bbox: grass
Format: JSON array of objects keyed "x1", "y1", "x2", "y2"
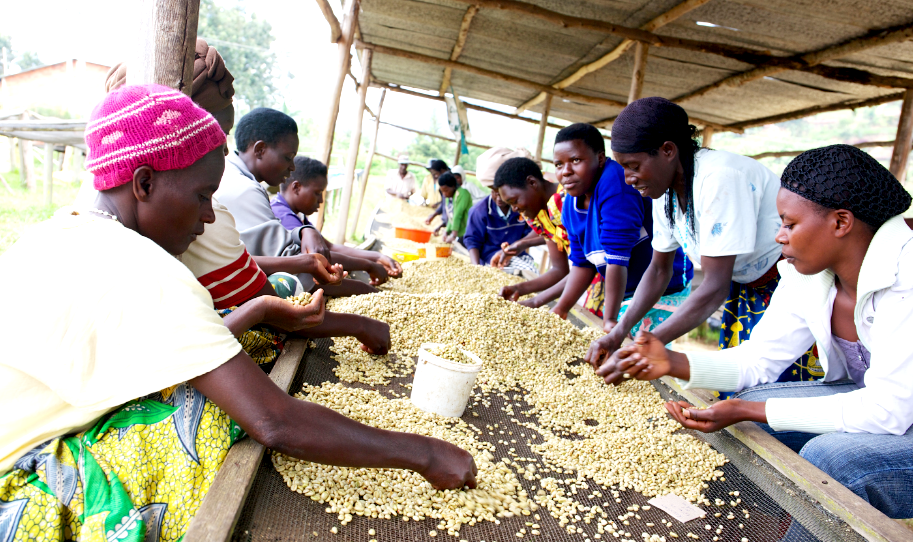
[{"x1": 0, "y1": 170, "x2": 81, "y2": 255}]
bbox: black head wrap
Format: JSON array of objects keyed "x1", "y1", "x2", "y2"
[
  {"x1": 611, "y1": 97, "x2": 701, "y2": 234},
  {"x1": 611, "y1": 97, "x2": 692, "y2": 154},
  {"x1": 781, "y1": 144, "x2": 911, "y2": 229}
]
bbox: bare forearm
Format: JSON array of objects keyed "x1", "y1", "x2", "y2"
[
  {"x1": 253, "y1": 255, "x2": 309, "y2": 276},
  {"x1": 221, "y1": 299, "x2": 266, "y2": 337},
  {"x1": 469, "y1": 248, "x2": 481, "y2": 265},
  {"x1": 602, "y1": 265, "x2": 628, "y2": 324},
  {"x1": 554, "y1": 266, "x2": 595, "y2": 314},
  {"x1": 332, "y1": 243, "x2": 381, "y2": 263},
  {"x1": 616, "y1": 264, "x2": 672, "y2": 338},
  {"x1": 331, "y1": 253, "x2": 375, "y2": 272},
  {"x1": 294, "y1": 311, "x2": 365, "y2": 338},
  {"x1": 650, "y1": 281, "x2": 730, "y2": 344},
  {"x1": 517, "y1": 267, "x2": 566, "y2": 296}
]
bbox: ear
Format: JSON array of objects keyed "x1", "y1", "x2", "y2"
[
  {"x1": 253, "y1": 140, "x2": 267, "y2": 159},
  {"x1": 132, "y1": 166, "x2": 156, "y2": 202},
  {"x1": 526, "y1": 175, "x2": 539, "y2": 188},
  {"x1": 833, "y1": 209, "x2": 855, "y2": 238},
  {"x1": 661, "y1": 141, "x2": 678, "y2": 161},
  {"x1": 597, "y1": 150, "x2": 607, "y2": 169}
]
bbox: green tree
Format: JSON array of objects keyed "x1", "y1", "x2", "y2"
[
  {"x1": 0, "y1": 34, "x2": 42, "y2": 76},
  {"x1": 197, "y1": 0, "x2": 281, "y2": 108}
]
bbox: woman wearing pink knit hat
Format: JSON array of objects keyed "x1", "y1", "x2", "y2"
[{"x1": 0, "y1": 85, "x2": 477, "y2": 542}]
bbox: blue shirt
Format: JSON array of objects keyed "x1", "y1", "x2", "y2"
[
  {"x1": 463, "y1": 195, "x2": 531, "y2": 264},
  {"x1": 563, "y1": 160, "x2": 692, "y2": 298}
]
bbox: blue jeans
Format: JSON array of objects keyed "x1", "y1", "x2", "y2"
[{"x1": 734, "y1": 381, "x2": 913, "y2": 519}]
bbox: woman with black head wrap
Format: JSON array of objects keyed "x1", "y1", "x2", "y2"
[
  {"x1": 600, "y1": 144, "x2": 913, "y2": 522},
  {"x1": 587, "y1": 97, "x2": 820, "y2": 392}
]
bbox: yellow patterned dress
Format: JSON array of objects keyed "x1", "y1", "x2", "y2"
[{"x1": 0, "y1": 317, "x2": 284, "y2": 542}]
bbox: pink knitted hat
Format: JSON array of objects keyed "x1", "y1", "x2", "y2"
[{"x1": 85, "y1": 84, "x2": 226, "y2": 190}]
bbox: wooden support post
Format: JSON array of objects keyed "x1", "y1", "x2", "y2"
[
  {"x1": 454, "y1": 142, "x2": 462, "y2": 167},
  {"x1": 627, "y1": 42, "x2": 649, "y2": 104},
  {"x1": 314, "y1": 0, "x2": 342, "y2": 43},
  {"x1": 43, "y1": 142, "x2": 54, "y2": 206},
  {"x1": 352, "y1": 89, "x2": 385, "y2": 237},
  {"x1": 702, "y1": 126, "x2": 715, "y2": 148},
  {"x1": 889, "y1": 88, "x2": 913, "y2": 182},
  {"x1": 316, "y1": 0, "x2": 359, "y2": 231},
  {"x1": 19, "y1": 139, "x2": 34, "y2": 189},
  {"x1": 129, "y1": 0, "x2": 200, "y2": 94},
  {"x1": 534, "y1": 94, "x2": 553, "y2": 162},
  {"x1": 6, "y1": 136, "x2": 14, "y2": 173},
  {"x1": 438, "y1": 5, "x2": 479, "y2": 95},
  {"x1": 334, "y1": 49, "x2": 372, "y2": 244}
]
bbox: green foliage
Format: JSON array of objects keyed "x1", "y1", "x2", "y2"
[
  {"x1": 198, "y1": 0, "x2": 281, "y2": 109},
  {"x1": 0, "y1": 34, "x2": 43, "y2": 76}
]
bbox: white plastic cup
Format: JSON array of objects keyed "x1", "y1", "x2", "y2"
[{"x1": 411, "y1": 343, "x2": 483, "y2": 418}]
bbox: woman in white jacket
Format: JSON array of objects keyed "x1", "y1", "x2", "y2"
[{"x1": 599, "y1": 144, "x2": 913, "y2": 519}]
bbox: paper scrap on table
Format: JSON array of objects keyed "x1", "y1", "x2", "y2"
[{"x1": 648, "y1": 494, "x2": 706, "y2": 523}]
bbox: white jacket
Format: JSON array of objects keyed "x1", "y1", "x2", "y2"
[{"x1": 683, "y1": 215, "x2": 913, "y2": 435}]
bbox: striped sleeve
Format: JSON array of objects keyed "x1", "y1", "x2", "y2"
[{"x1": 196, "y1": 249, "x2": 268, "y2": 309}]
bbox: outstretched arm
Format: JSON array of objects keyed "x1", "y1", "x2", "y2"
[{"x1": 191, "y1": 351, "x2": 477, "y2": 489}]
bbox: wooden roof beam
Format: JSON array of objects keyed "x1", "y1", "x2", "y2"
[
  {"x1": 749, "y1": 140, "x2": 897, "y2": 160},
  {"x1": 726, "y1": 92, "x2": 906, "y2": 131},
  {"x1": 358, "y1": 40, "x2": 628, "y2": 108},
  {"x1": 371, "y1": 81, "x2": 618, "y2": 140},
  {"x1": 314, "y1": 0, "x2": 342, "y2": 43},
  {"x1": 675, "y1": 22, "x2": 913, "y2": 103},
  {"x1": 439, "y1": 5, "x2": 479, "y2": 95},
  {"x1": 516, "y1": 0, "x2": 712, "y2": 112}
]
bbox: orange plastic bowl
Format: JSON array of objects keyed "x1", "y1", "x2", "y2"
[{"x1": 394, "y1": 226, "x2": 433, "y2": 243}]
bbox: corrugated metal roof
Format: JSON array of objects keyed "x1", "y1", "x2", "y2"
[{"x1": 358, "y1": 0, "x2": 913, "y2": 129}]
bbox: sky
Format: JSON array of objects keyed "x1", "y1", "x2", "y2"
[{"x1": 0, "y1": 0, "x2": 551, "y2": 164}]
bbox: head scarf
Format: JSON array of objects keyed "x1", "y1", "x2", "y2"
[
  {"x1": 476, "y1": 147, "x2": 533, "y2": 188},
  {"x1": 781, "y1": 144, "x2": 911, "y2": 229},
  {"x1": 611, "y1": 97, "x2": 691, "y2": 154},
  {"x1": 85, "y1": 84, "x2": 226, "y2": 190},
  {"x1": 103, "y1": 39, "x2": 234, "y2": 113}
]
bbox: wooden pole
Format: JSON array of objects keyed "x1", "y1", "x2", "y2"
[
  {"x1": 749, "y1": 140, "x2": 897, "y2": 160},
  {"x1": 535, "y1": 94, "x2": 553, "y2": 162},
  {"x1": 19, "y1": 140, "x2": 34, "y2": 189},
  {"x1": 438, "y1": 5, "x2": 479, "y2": 95},
  {"x1": 359, "y1": 41, "x2": 628, "y2": 109},
  {"x1": 728, "y1": 92, "x2": 905, "y2": 131},
  {"x1": 334, "y1": 49, "x2": 372, "y2": 244},
  {"x1": 701, "y1": 126, "x2": 715, "y2": 148},
  {"x1": 627, "y1": 42, "x2": 649, "y2": 104},
  {"x1": 314, "y1": 0, "x2": 342, "y2": 43},
  {"x1": 352, "y1": 89, "x2": 385, "y2": 237},
  {"x1": 17, "y1": 138, "x2": 26, "y2": 186},
  {"x1": 129, "y1": 0, "x2": 200, "y2": 94},
  {"x1": 373, "y1": 81, "x2": 576, "y2": 132},
  {"x1": 43, "y1": 142, "x2": 54, "y2": 206},
  {"x1": 454, "y1": 143, "x2": 462, "y2": 167},
  {"x1": 379, "y1": 120, "x2": 493, "y2": 150},
  {"x1": 315, "y1": 0, "x2": 359, "y2": 231},
  {"x1": 516, "y1": 0, "x2": 711, "y2": 113},
  {"x1": 889, "y1": 88, "x2": 913, "y2": 182}
]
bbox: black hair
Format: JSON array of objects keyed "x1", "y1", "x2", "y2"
[
  {"x1": 493, "y1": 157, "x2": 544, "y2": 190},
  {"x1": 282, "y1": 155, "x2": 328, "y2": 190},
  {"x1": 554, "y1": 123, "x2": 605, "y2": 155},
  {"x1": 437, "y1": 172, "x2": 457, "y2": 188},
  {"x1": 234, "y1": 107, "x2": 298, "y2": 152},
  {"x1": 651, "y1": 127, "x2": 700, "y2": 235},
  {"x1": 429, "y1": 159, "x2": 449, "y2": 173}
]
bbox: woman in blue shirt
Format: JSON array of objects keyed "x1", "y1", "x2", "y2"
[{"x1": 551, "y1": 123, "x2": 692, "y2": 346}]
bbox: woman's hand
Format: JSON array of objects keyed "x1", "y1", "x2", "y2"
[
  {"x1": 356, "y1": 317, "x2": 391, "y2": 355},
  {"x1": 378, "y1": 254, "x2": 402, "y2": 278},
  {"x1": 595, "y1": 331, "x2": 672, "y2": 384},
  {"x1": 300, "y1": 253, "x2": 347, "y2": 285},
  {"x1": 425, "y1": 215, "x2": 434, "y2": 226},
  {"x1": 664, "y1": 399, "x2": 761, "y2": 433},
  {"x1": 366, "y1": 262, "x2": 390, "y2": 286},
  {"x1": 259, "y1": 290, "x2": 326, "y2": 331},
  {"x1": 300, "y1": 228, "x2": 332, "y2": 262},
  {"x1": 501, "y1": 241, "x2": 521, "y2": 256},
  {"x1": 499, "y1": 284, "x2": 521, "y2": 302},
  {"x1": 490, "y1": 250, "x2": 513, "y2": 269},
  {"x1": 418, "y1": 439, "x2": 478, "y2": 490},
  {"x1": 583, "y1": 328, "x2": 628, "y2": 370},
  {"x1": 551, "y1": 305, "x2": 569, "y2": 320}
]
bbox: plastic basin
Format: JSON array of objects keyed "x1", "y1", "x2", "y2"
[{"x1": 395, "y1": 226, "x2": 433, "y2": 243}]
